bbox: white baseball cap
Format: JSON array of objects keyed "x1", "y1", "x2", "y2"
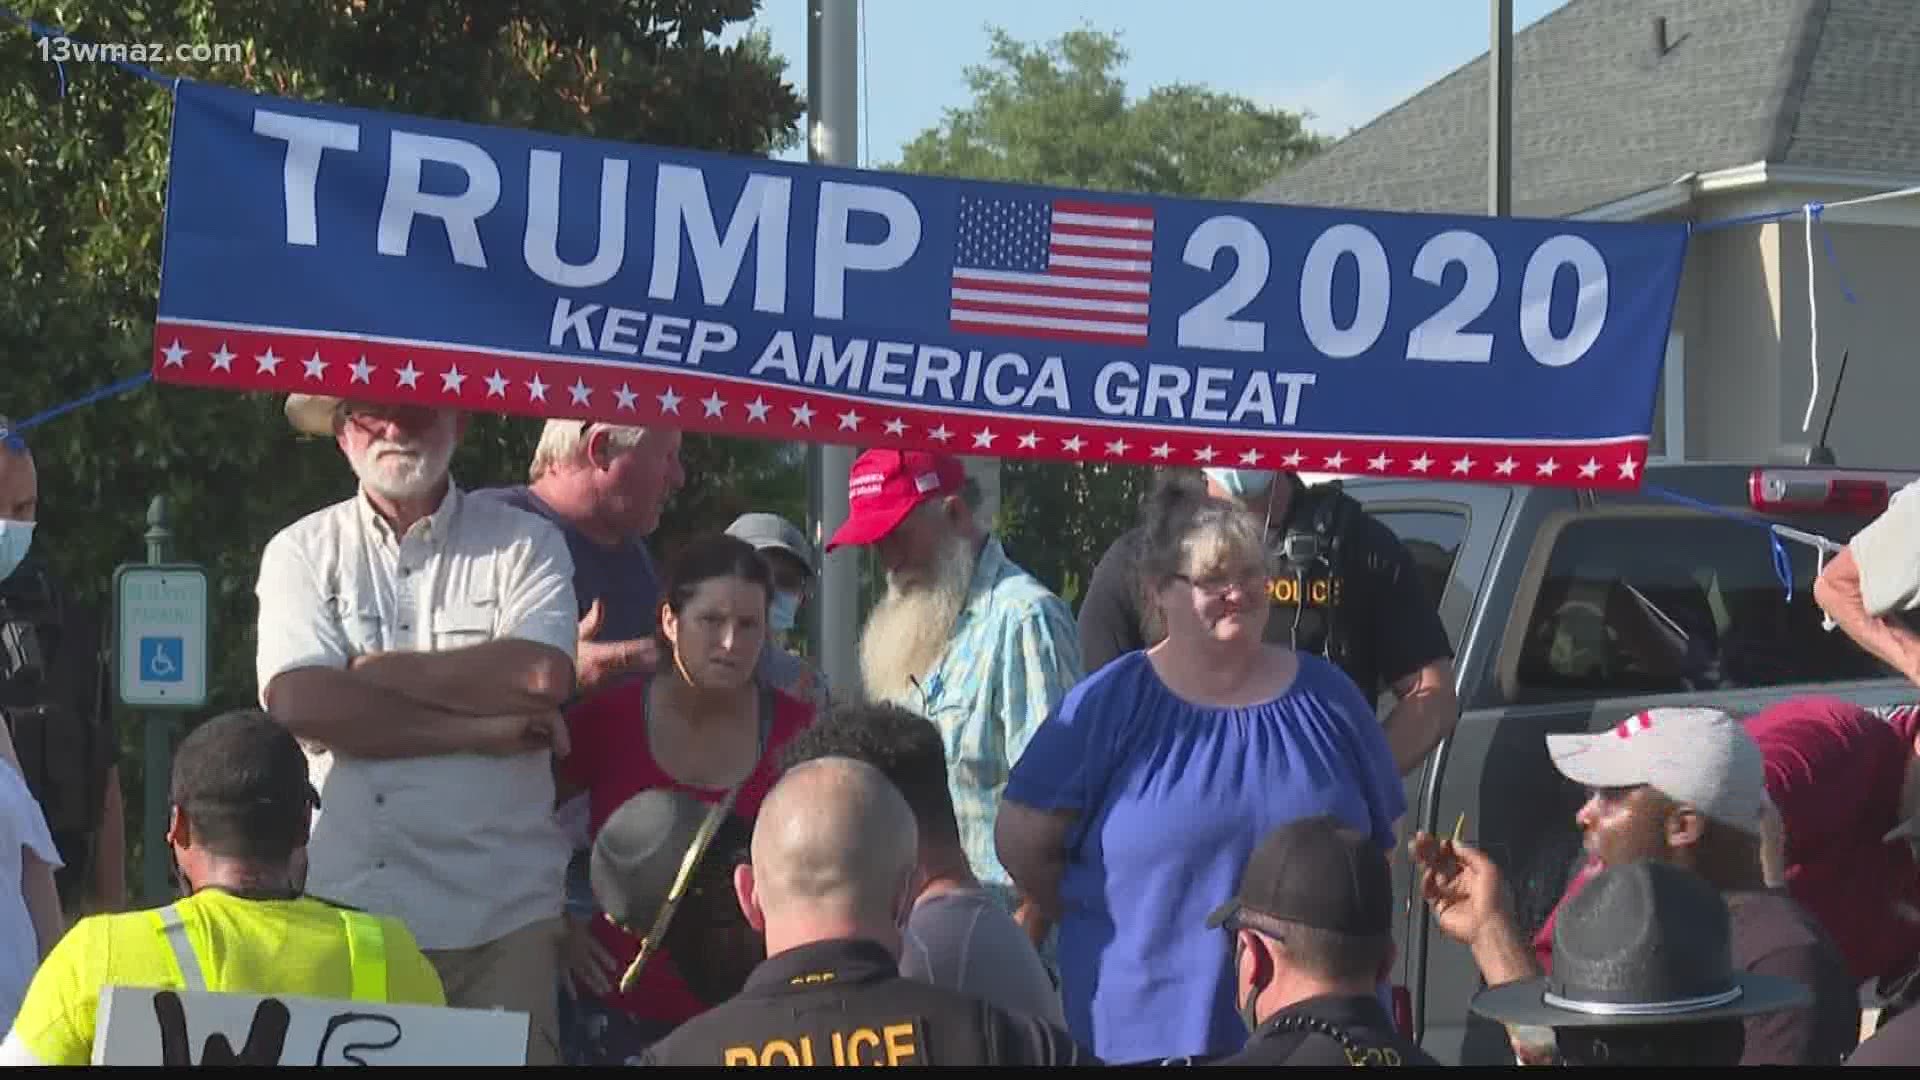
[{"x1": 1546, "y1": 707, "x2": 1772, "y2": 836}]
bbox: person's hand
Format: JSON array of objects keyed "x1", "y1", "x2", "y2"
[
  {"x1": 1509, "y1": 1026, "x2": 1558, "y2": 1066},
  {"x1": 1409, "y1": 831, "x2": 1514, "y2": 949},
  {"x1": 1013, "y1": 897, "x2": 1053, "y2": 950},
  {"x1": 472, "y1": 710, "x2": 571, "y2": 758},
  {"x1": 562, "y1": 914, "x2": 621, "y2": 999},
  {"x1": 575, "y1": 600, "x2": 659, "y2": 693}
]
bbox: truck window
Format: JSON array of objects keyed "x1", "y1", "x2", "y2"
[
  {"x1": 1371, "y1": 510, "x2": 1468, "y2": 611},
  {"x1": 1514, "y1": 515, "x2": 1896, "y2": 701}
]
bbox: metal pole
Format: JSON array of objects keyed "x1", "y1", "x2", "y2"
[
  {"x1": 1489, "y1": 0, "x2": 1513, "y2": 216},
  {"x1": 140, "y1": 496, "x2": 173, "y2": 901},
  {"x1": 808, "y1": 0, "x2": 863, "y2": 702}
]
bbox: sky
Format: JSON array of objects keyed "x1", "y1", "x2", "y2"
[{"x1": 721, "y1": 0, "x2": 1568, "y2": 167}]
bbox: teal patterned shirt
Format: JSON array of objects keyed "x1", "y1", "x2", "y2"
[{"x1": 897, "y1": 537, "x2": 1084, "y2": 898}]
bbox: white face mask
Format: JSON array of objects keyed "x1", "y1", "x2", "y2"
[
  {"x1": 0, "y1": 521, "x2": 32, "y2": 582},
  {"x1": 769, "y1": 591, "x2": 801, "y2": 635}
]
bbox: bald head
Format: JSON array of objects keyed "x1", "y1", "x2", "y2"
[{"x1": 749, "y1": 756, "x2": 919, "y2": 930}]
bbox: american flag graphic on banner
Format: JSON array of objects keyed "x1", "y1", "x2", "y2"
[{"x1": 949, "y1": 194, "x2": 1154, "y2": 346}]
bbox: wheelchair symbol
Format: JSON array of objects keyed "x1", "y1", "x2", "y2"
[{"x1": 140, "y1": 637, "x2": 185, "y2": 683}]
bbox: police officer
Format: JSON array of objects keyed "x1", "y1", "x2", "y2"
[
  {"x1": 639, "y1": 757, "x2": 1097, "y2": 1066},
  {"x1": 1077, "y1": 468, "x2": 1457, "y2": 774},
  {"x1": 0, "y1": 423, "x2": 123, "y2": 916},
  {"x1": 1204, "y1": 815, "x2": 1440, "y2": 1067}
]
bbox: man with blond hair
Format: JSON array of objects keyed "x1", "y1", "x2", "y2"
[
  {"x1": 476, "y1": 419, "x2": 684, "y2": 694},
  {"x1": 473, "y1": 417, "x2": 682, "y2": 1064}
]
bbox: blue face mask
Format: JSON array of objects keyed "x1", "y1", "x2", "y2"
[
  {"x1": 769, "y1": 591, "x2": 801, "y2": 635},
  {"x1": 0, "y1": 521, "x2": 32, "y2": 582},
  {"x1": 1202, "y1": 468, "x2": 1274, "y2": 499}
]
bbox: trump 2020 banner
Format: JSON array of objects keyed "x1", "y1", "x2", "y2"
[{"x1": 151, "y1": 81, "x2": 1688, "y2": 490}]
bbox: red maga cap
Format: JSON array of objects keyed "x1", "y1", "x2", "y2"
[{"x1": 824, "y1": 448, "x2": 966, "y2": 552}]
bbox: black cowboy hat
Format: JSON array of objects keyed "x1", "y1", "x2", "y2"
[{"x1": 1471, "y1": 861, "x2": 1810, "y2": 1029}]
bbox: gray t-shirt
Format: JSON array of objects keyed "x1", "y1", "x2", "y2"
[{"x1": 901, "y1": 887, "x2": 1066, "y2": 1028}]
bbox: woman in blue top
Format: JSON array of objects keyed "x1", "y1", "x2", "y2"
[{"x1": 996, "y1": 481, "x2": 1405, "y2": 1064}]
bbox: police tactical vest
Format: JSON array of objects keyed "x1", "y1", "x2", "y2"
[
  {"x1": 1266, "y1": 481, "x2": 1360, "y2": 668},
  {"x1": 0, "y1": 562, "x2": 110, "y2": 840}
]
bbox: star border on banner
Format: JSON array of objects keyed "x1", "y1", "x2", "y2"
[{"x1": 147, "y1": 324, "x2": 1653, "y2": 494}]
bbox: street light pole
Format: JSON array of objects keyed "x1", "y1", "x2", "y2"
[
  {"x1": 805, "y1": 0, "x2": 862, "y2": 701},
  {"x1": 1489, "y1": 0, "x2": 1513, "y2": 216}
]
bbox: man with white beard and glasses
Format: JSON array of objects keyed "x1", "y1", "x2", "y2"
[
  {"x1": 254, "y1": 394, "x2": 580, "y2": 1066},
  {"x1": 826, "y1": 449, "x2": 1081, "y2": 933}
]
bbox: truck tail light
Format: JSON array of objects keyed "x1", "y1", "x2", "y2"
[{"x1": 1748, "y1": 469, "x2": 1902, "y2": 514}]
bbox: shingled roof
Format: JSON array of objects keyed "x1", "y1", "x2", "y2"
[{"x1": 1250, "y1": 0, "x2": 1920, "y2": 218}]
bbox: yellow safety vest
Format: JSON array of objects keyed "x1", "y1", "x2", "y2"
[{"x1": 149, "y1": 902, "x2": 390, "y2": 1003}]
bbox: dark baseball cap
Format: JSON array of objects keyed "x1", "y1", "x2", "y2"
[
  {"x1": 1205, "y1": 815, "x2": 1391, "y2": 936},
  {"x1": 170, "y1": 708, "x2": 319, "y2": 816}
]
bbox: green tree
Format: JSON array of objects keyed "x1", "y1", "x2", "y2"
[
  {"x1": 0, "y1": 0, "x2": 804, "y2": 898},
  {"x1": 892, "y1": 24, "x2": 1328, "y2": 603}
]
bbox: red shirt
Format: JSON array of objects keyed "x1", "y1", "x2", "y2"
[
  {"x1": 1746, "y1": 696, "x2": 1920, "y2": 985},
  {"x1": 560, "y1": 675, "x2": 815, "y2": 1024},
  {"x1": 1533, "y1": 859, "x2": 1601, "y2": 972},
  {"x1": 1533, "y1": 697, "x2": 1920, "y2": 985}
]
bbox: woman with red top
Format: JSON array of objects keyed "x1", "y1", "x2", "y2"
[{"x1": 556, "y1": 533, "x2": 815, "y2": 1065}]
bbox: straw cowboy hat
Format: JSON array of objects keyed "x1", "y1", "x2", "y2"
[{"x1": 283, "y1": 394, "x2": 343, "y2": 438}]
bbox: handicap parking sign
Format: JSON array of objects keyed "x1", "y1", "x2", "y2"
[
  {"x1": 115, "y1": 566, "x2": 208, "y2": 709},
  {"x1": 140, "y1": 637, "x2": 184, "y2": 683}
]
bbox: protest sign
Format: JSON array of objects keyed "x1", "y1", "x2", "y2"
[
  {"x1": 151, "y1": 81, "x2": 1688, "y2": 489},
  {"x1": 93, "y1": 985, "x2": 528, "y2": 1066}
]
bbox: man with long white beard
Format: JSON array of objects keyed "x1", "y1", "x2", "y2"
[
  {"x1": 253, "y1": 394, "x2": 581, "y2": 1066},
  {"x1": 827, "y1": 449, "x2": 1081, "y2": 931}
]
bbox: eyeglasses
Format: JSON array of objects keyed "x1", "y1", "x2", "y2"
[
  {"x1": 337, "y1": 402, "x2": 441, "y2": 432},
  {"x1": 1173, "y1": 570, "x2": 1270, "y2": 597}
]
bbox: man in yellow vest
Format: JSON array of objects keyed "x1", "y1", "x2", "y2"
[{"x1": 0, "y1": 708, "x2": 445, "y2": 1066}]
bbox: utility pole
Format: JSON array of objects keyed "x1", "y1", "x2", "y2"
[
  {"x1": 805, "y1": 0, "x2": 862, "y2": 701},
  {"x1": 1489, "y1": 0, "x2": 1513, "y2": 216}
]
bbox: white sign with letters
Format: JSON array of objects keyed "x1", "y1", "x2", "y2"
[
  {"x1": 113, "y1": 565, "x2": 209, "y2": 709},
  {"x1": 93, "y1": 986, "x2": 528, "y2": 1066}
]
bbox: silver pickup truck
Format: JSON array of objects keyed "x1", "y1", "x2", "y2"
[{"x1": 1341, "y1": 460, "x2": 1920, "y2": 1065}]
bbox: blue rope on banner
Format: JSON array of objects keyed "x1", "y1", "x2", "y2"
[
  {"x1": 0, "y1": 372, "x2": 154, "y2": 452},
  {"x1": 1815, "y1": 208, "x2": 1861, "y2": 305},
  {"x1": 0, "y1": 5, "x2": 181, "y2": 97},
  {"x1": 1691, "y1": 203, "x2": 1819, "y2": 236},
  {"x1": 1638, "y1": 483, "x2": 1799, "y2": 601}
]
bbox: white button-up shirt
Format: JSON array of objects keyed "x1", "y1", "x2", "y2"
[{"x1": 254, "y1": 482, "x2": 579, "y2": 951}]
